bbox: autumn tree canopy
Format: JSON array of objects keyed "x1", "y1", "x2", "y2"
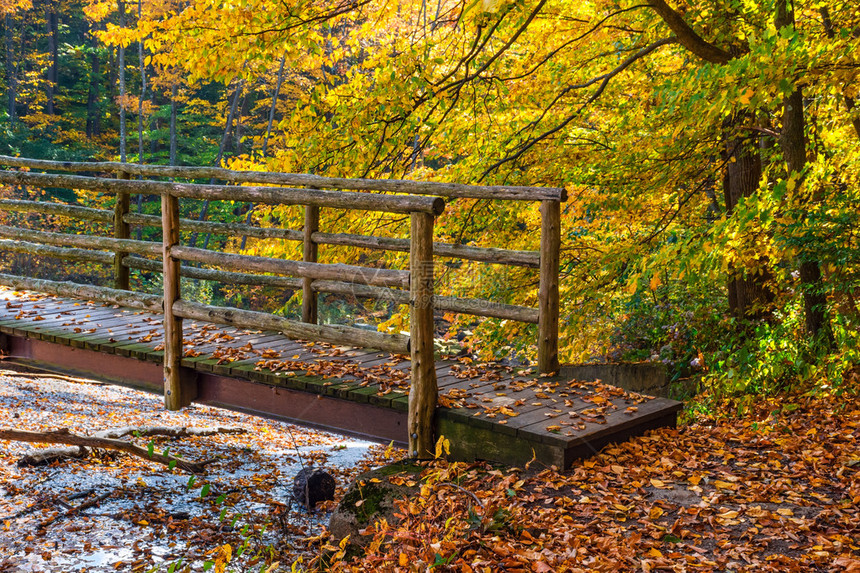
[{"x1": 1, "y1": 0, "x2": 858, "y2": 395}]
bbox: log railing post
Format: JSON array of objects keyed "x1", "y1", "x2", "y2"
[
  {"x1": 113, "y1": 172, "x2": 131, "y2": 290},
  {"x1": 302, "y1": 204, "x2": 319, "y2": 324},
  {"x1": 162, "y1": 191, "x2": 191, "y2": 409},
  {"x1": 538, "y1": 199, "x2": 561, "y2": 374},
  {"x1": 408, "y1": 210, "x2": 437, "y2": 458}
]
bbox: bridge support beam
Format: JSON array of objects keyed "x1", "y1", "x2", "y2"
[
  {"x1": 408, "y1": 211, "x2": 437, "y2": 458},
  {"x1": 302, "y1": 205, "x2": 319, "y2": 324},
  {"x1": 113, "y1": 172, "x2": 131, "y2": 290},
  {"x1": 162, "y1": 192, "x2": 192, "y2": 409},
  {"x1": 538, "y1": 200, "x2": 561, "y2": 374}
]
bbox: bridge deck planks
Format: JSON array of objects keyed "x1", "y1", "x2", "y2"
[{"x1": 0, "y1": 288, "x2": 683, "y2": 468}]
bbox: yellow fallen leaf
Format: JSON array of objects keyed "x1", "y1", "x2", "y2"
[
  {"x1": 650, "y1": 478, "x2": 665, "y2": 488},
  {"x1": 714, "y1": 480, "x2": 736, "y2": 490},
  {"x1": 776, "y1": 508, "x2": 793, "y2": 516}
]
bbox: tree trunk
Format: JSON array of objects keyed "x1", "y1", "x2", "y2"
[
  {"x1": 4, "y1": 14, "x2": 16, "y2": 124},
  {"x1": 262, "y1": 54, "x2": 286, "y2": 157},
  {"x1": 234, "y1": 92, "x2": 247, "y2": 155},
  {"x1": 118, "y1": 0, "x2": 127, "y2": 162},
  {"x1": 108, "y1": 46, "x2": 116, "y2": 106},
  {"x1": 777, "y1": 0, "x2": 833, "y2": 345},
  {"x1": 819, "y1": 7, "x2": 860, "y2": 140},
  {"x1": 45, "y1": 3, "x2": 58, "y2": 115},
  {"x1": 136, "y1": 0, "x2": 145, "y2": 165},
  {"x1": 722, "y1": 124, "x2": 773, "y2": 319},
  {"x1": 189, "y1": 79, "x2": 243, "y2": 248},
  {"x1": 86, "y1": 35, "x2": 101, "y2": 138},
  {"x1": 169, "y1": 83, "x2": 178, "y2": 165}
]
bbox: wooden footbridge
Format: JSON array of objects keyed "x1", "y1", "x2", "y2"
[{"x1": 0, "y1": 157, "x2": 681, "y2": 468}]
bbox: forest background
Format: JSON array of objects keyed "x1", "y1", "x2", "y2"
[{"x1": 0, "y1": 0, "x2": 858, "y2": 407}]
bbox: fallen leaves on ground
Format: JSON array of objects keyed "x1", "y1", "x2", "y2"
[
  {"x1": 322, "y1": 389, "x2": 860, "y2": 572},
  {"x1": 0, "y1": 365, "x2": 395, "y2": 572}
]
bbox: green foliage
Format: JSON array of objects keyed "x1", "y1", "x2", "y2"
[{"x1": 2, "y1": 0, "x2": 859, "y2": 406}]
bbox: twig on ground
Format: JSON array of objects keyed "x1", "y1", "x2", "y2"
[
  {"x1": 437, "y1": 482, "x2": 485, "y2": 509},
  {"x1": 38, "y1": 490, "x2": 114, "y2": 530},
  {"x1": 0, "y1": 488, "x2": 96, "y2": 521}
]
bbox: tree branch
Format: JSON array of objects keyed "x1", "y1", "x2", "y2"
[
  {"x1": 0, "y1": 427, "x2": 219, "y2": 473},
  {"x1": 647, "y1": 0, "x2": 731, "y2": 63},
  {"x1": 481, "y1": 37, "x2": 677, "y2": 179}
]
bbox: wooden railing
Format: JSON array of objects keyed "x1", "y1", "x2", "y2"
[{"x1": 0, "y1": 156, "x2": 565, "y2": 457}]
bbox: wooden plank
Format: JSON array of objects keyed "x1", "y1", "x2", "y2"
[
  {"x1": 40, "y1": 312, "x2": 139, "y2": 351},
  {"x1": 24, "y1": 307, "x2": 121, "y2": 344},
  {"x1": 518, "y1": 396, "x2": 681, "y2": 447},
  {"x1": 96, "y1": 318, "x2": 159, "y2": 353},
  {"x1": 0, "y1": 303, "x2": 78, "y2": 334}
]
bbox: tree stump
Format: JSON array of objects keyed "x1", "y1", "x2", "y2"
[{"x1": 292, "y1": 467, "x2": 335, "y2": 510}]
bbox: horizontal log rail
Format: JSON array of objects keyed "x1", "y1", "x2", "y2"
[
  {"x1": 0, "y1": 239, "x2": 115, "y2": 265},
  {"x1": 312, "y1": 231, "x2": 539, "y2": 268},
  {"x1": 309, "y1": 280, "x2": 539, "y2": 323},
  {"x1": 172, "y1": 300, "x2": 409, "y2": 355},
  {"x1": 0, "y1": 170, "x2": 445, "y2": 215},
  {"x1": 0, "y1": 199, "x2": 113, "y2": 223},
  {"x1": 123, "y1": 256, "x2": 304, "y2": 289},
  {"x1": 0, "y1": 225, "x2": 161, "y2": 256},
  {"x1": 170, "y1": 245, "x2": 410, "y2": 289},
  {"x1": 0, "y1": 155, "x2": 566, "y2": 202},
  {"x1": 0, "y1": 199, "x2": 537, "y2": 268},
  {"x1": 0, "y1": 273, "x2": 162, "y2": 312},
  {"x1": 0, "y1": 242, "x2": 536, "y2": 322},
  {"x1": 0, "y1": 200, "x2": 302, "y2": 240},
  {"x1": 124, "y1": 213, "x2": 303, "y2": 241}
]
